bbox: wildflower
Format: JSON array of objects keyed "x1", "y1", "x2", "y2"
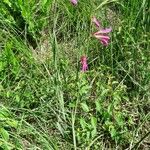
[
  {"x1": 93, "y1": 28, "x2": 112, "y2": 46},
  {"x1": 80, "y1": 56, "x2": 88, "y2": 72},
  {"x1": 92, "y1": 16, "x2": 112, "y2": 46},
  {"x1": 91, "y1": 16, "x2": 100, "y2": 28},
  {"x1": 70, "y1": 0, "x2": 78, "y2": 5}
]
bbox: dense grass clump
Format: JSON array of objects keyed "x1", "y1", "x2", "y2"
[{"x1": 0, "y1": 0, "x2": 149, "y2": 149}]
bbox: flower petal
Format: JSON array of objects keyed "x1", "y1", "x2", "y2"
[
  {"x1": 81, "y1": 56, "x2": 88, "y2": 72},
  {"x1": 94, "y1": 27, "x2": 112, "y2": 34},
  {"x1": 91, "y1": 16, "x2": 101, "y2": 28},
  {"x1": 82, "y1": 64, "x2": 88, "y2": 72},
  {"x1": 70, "y1": 0, "x2": 78, "y2": 5},
  {"x1": 94, "y1": 34, "x2": 110, "y2": 40},
  {"x1": 101, "y1": 38, "x2": 109, "y2": 46}
]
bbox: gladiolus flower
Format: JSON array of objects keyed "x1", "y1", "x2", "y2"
[
  {"x1": 80, "y1": 56, "x2": 88, "y2": 72},
  {"x1": 91, "y1": 16, "x2": 100, "y2": 28},
  {"x1": 92, "y1": 16, "x2": 112, "y2": 46},
  {"x1": 93, "y1": 28, "x2": 112, "y2": 46},
  {"x1": 70, "y1": 0, "x2": 78, "y2": 5}
]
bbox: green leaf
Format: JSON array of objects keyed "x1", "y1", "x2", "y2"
[
  {"x1": 6, "y1": 120, "x2": 18, "y2": 128},
  {"x1": 91, "y1": 128, "x2": 97, "y2": 138},
  {"x1": 0, "y1": 109, "x2": 9, "y2": 118},
  {"x1": 95, "y1": 100, "x2": 102, "y2": 112},
  {"x1": 91, "y1": 116, "x2": 97, "y2": 128},
  {"x1": 69, "y1": 102, "x2": 76, "y2": 108},
  {"x1": 109, "y1": 126, "x2": 117, "y2": 139},
  {"x1": 0, "y1": 139, "x2": 3, "y2": 146},
  {"x1": 0, "y1": 128, "x2": 9, "y2": 141},
  {"x1": 103, "y1": 111, "x2": 111, "y2": 120},
  {"x1": 15, "y1": 95, "x2": 20, "y2": 103},
  {"x1": 3, "y1": 0, "x2": 11, "y2": 7},
  {"x1": 80, "y1": 118, "x2": 86, "y2": 129},
  {"x1": 101, "y1": 88, "x2": 109, "y2": 97},
  {"x1": 81, "y1": 102, "x2": 89, "y2": 112},
  {"x1": 91, "y1": 116, "x2": 97, "y2": 138},
  {"x1": 115, "y1": 113, "x2": 124, "y2": 127},
  {"x1": 41, "y1": 0, "x2": 48, "y2": 7},
  {"x1": 86, "y1": 131, "x2": 90, "y2": 141},
  {"x1": 107, "y1": 104, "x2": 113, "y2": 115},
  {"x1": 56, "y1": 122, "x2": 64, "y2": 136}
]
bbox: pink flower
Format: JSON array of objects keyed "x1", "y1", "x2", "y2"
[
  {"x1": 93, "y1": 28, "x2": 112, "y2": 46},
  {"x1": 92, "y1": 16, "x2": 112, "y2": 46},
  {"x1": 91, "y1": 16, "x2": 101, "y2": 28},
  {"x1": 80, "y1": 56, "x2": 88, "y2": 72},
  {"x1": 70, "y1": 0, "x2": 78, "y2": 5}
]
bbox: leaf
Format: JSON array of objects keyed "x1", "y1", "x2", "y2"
[
  {"x1": 91, "y1": 128, "x2": 97, "y2": 138},
  {"x1": 101, "y1": 88, "x2": 109, "y2": 97},
  {"x1": 81, "y1": 102, "x2": 89, "y2": 112},
  {"x1": 95, "y1": 100, "x2": 102, "y2": 112},
  {"x1": 79, "y1": 85, "x2": 90, "y2": 95},
  {"x1": 112, "y1": 81, "x2": 119, "y2": 85},
  {"x1": 0, "y1": 128, "x2": 9, "y2": 141},
  {"x1": 0, "y1": 139, "x2": 3, "y2": 146},
  {"x1": 86, "y1": 131, "x2": 90, "y2": 141},
  {"x1": 109, "y1": 126, "x2": 117, "y2": 139},
  {"x1": 91, "y1": 116, "x2": 97, "y2": 138},
  {"x1": 3, "y1": 0, "x2": 11, "y2": 7},
  {"x1": 41, "y1": 0, "x2": 52, "y2": 11},
  {"x1": 56, "y1": 122, "x2": 64, "y2": 136},
  {"x1": 91, "y1": 116, "x2": 97, "y2": 128},
  {"x1": 69, "y1": 102, "x2": 76, "y2": 108},
  {"x1": 103, "y1": 111, "x2": 111, "y2": 120},
  {"x1": 115, "y1": 113, "x2": 124, "y2": 127},
  {"x1": 0, "y1": 61, "x2": 3, "y2": 72},
  {"x1": 0, "y1": 109, "x2": 9, "y2": 118},
  {"x1": 80, "y1": 118, "x2": 86, "y2": 129},
  {"x1": 41, "y1": 0, "x2": 48, "y2": 7},
  {"x1": 0, "y1": 113, "x2": 5, "y2": 119},
  {"x1": 15, "y1": 95, "x2": 20, "y2": 103},
  {"x1": 6, "y1": 91, "x2": 10, "y2": 98},
  {"x1": 107, "y1": 104, "x2": 113, "y2": 115},
  {"x1": 6, "y1": 120, "x2": 18, "y2": 128}
]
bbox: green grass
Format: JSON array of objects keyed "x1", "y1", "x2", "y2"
[{"x1": 0, "y1": 0, "x2": 150, "y2": 149}]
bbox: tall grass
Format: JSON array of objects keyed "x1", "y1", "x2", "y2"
[{"x1": 0, "y1": 0, "x2": 149, "y2": 149}]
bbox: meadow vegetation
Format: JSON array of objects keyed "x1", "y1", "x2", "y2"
[{"x1": 0, "y1": 0, "x2": 149, "y2": 149}]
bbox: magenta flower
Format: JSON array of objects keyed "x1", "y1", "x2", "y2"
[
  {"x1": 91, "y1": 16, "x2": 101, "y2": 28},
  {"x1": 92, "y1": 16, "x2": 112, "y2": 46},
  {"x1": 93, "y1": 28, "x2": 112, "y2": 46},
  {"x1": 70, "y1": 0, "x2": 78, "y2": 5},
  {"x1": 80, "y1": 56, "x2": 88, "y2": 72}
]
